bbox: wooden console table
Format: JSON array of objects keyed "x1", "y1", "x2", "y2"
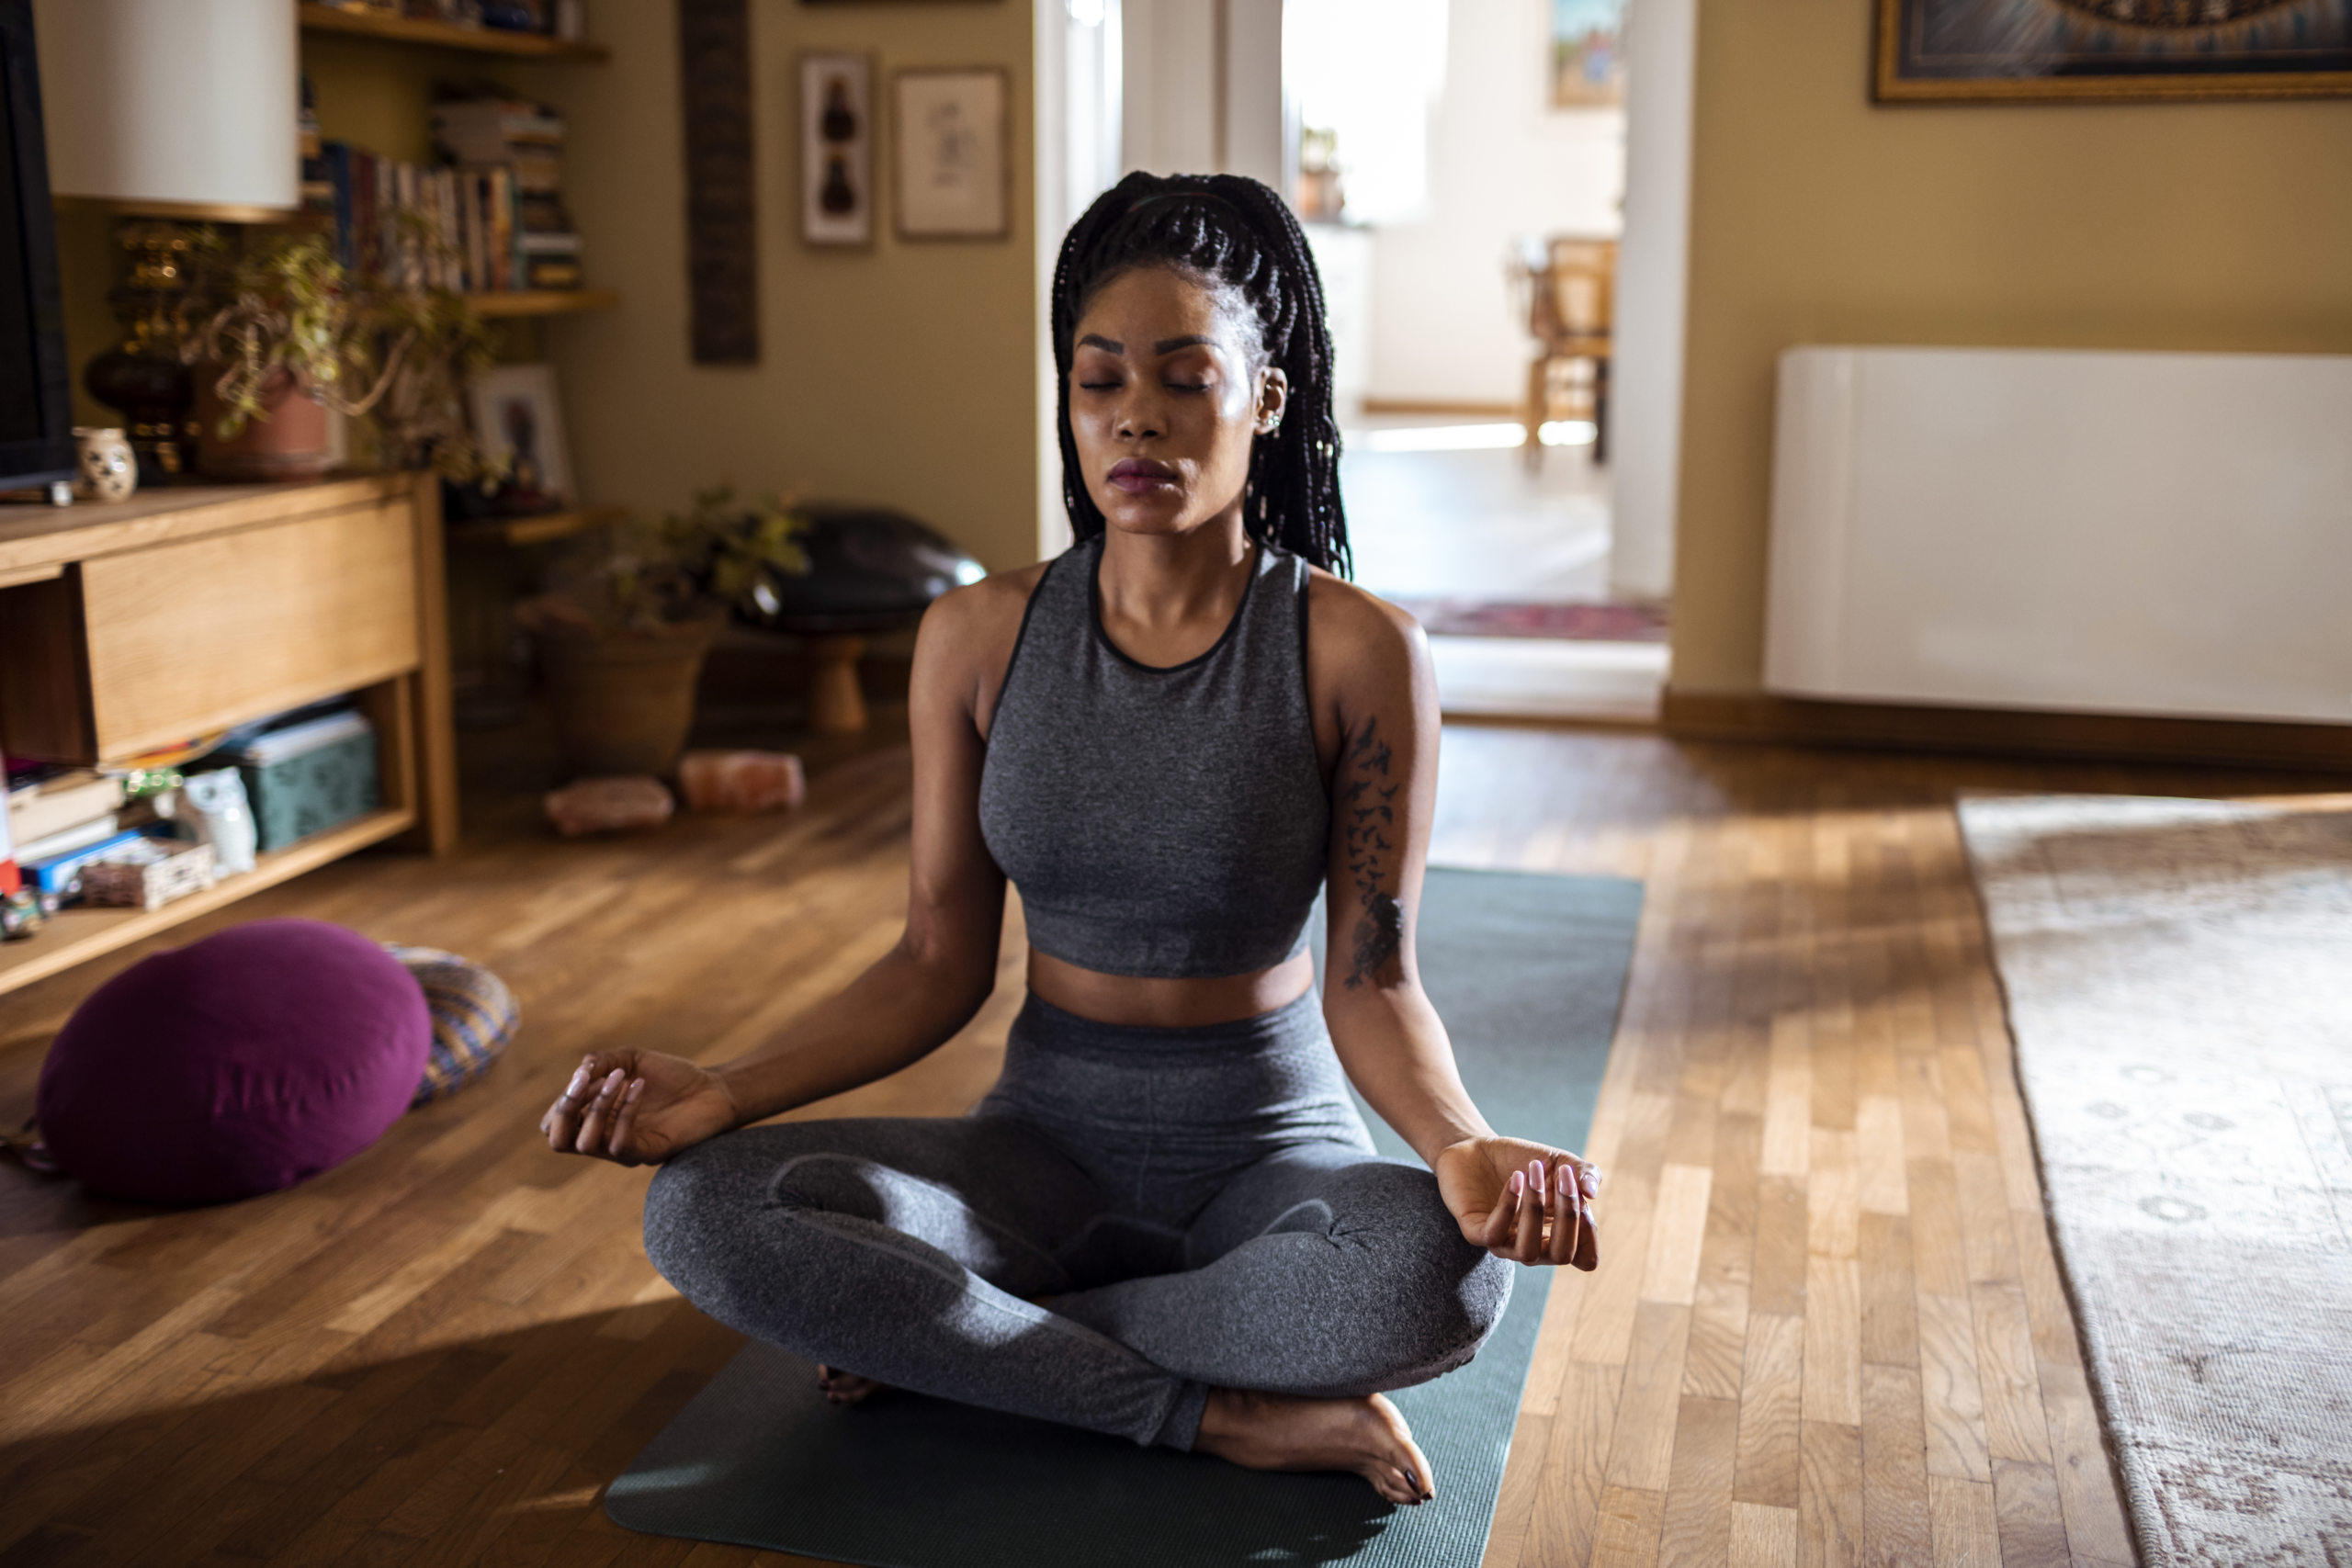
[{"x1": 0, "y1": 473, "x2": 457, "y2": 996}]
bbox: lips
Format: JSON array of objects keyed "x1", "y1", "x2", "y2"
[{"x1": 1108, "y1": 458, "x2": 1180, "y2": 495}]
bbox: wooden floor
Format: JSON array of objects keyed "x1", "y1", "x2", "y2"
[{"x1": 4, "y1": 714, "x2": 2330, "y2": 1566}]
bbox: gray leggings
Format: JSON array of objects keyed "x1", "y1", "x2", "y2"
[{"x1": 643, "y1": 991, "x2": 1512, "y2": 1450}]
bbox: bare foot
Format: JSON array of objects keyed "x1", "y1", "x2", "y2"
[
  {"x1": 816, "y1": 1364, "x2": 888, "y2": 1405},
  {"x1": 1193, "y1": 1388, "x2": 1436, "y2": 1506}
]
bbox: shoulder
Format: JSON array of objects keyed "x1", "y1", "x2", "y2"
[
  {"x1": 1304, "y1": 567, "x2": 1430, "y2": 682},
  {"x1": 915, "y1": 558, "x2": 1057, "y2": 724},
  {"x1": 922, "y1": 558, "x2": 1054, "y2": 650}
]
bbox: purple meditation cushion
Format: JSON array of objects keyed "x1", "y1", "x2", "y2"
[{"x1": 37, "y1": 919, "x2": 431, "y2": 1203}]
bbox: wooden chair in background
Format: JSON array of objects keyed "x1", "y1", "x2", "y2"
[{"x1": 1516, "y1": 236, "x2": 1616, "y2": 468}]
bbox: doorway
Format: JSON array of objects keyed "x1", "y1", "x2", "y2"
[{"x1": 1044, "y1": 0, "x2": 1693, "y2": 721}]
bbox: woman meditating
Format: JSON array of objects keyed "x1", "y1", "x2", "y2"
[{"x1": 541, "y1": 172, "x2": 1600, "y2": 1507}]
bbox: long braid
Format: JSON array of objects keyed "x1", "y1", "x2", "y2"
[{"x1": 1051, "y1": 173, "x2": 1351, "y2": 578}]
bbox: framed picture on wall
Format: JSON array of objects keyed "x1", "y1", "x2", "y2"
[
  {"x1": 1550, "y1": 0, "x2": 1626, "y2": 108},
  {"x1": 469, "y1": 364, "x2": 573, "y2": 512},
  {"x1": 892, "y1": 67, "x2": 1010, "y2": 240},
  {"x1": 1874, "y1": 0, "x2": 2352, "y2": 103},
  {"x1": 800, "y1": 52, "x2": 874, "y2": 245}
]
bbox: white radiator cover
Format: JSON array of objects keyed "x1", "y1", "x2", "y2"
[{"x1": 1765, "y1": 345, "x2": 2352, "y2": 727}]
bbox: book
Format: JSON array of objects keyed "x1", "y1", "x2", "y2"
[
  {"x1": 6, "y1": 771, "x2": 126, "y2": 846},
  {"x1": 12, "y1": 815, "x2": 123, "y2": 867}
]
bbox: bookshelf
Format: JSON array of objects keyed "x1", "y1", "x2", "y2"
[
  {"x1": 0, "y1": 809, "x2": 415, "y2": 997},
  {"x1": 298, "y1": 4, "x2": 610, "y2": 63}
]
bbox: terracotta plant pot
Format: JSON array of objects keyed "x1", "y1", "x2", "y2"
[
  {"x1": 192, "y1": 365, "x2": 334, "y2": 482},
  {"x1": 534, "y1": 615, "x2": 723, "y2": 780}
]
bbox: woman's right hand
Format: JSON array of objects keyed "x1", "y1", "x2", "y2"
[{"x1": 540, "y1": 1050, "x2": 741, "y2": 1166}]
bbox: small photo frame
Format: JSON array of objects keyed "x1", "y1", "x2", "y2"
[
  {"x1": 892, "y1": 67, "x2": 1010, "y2": 241},
  {"x1": 800, "y1": 52, "x2": 874, "y2": 246},
  {"x1": 469, "y1": 364, "x2": 573, "y2": 511}
]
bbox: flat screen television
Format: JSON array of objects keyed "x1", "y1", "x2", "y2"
[{"x1": 0, "y1": 0, "x2": 72, "y2": 496}]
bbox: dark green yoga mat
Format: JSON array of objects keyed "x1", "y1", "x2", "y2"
[{"x1": 606, "y1": 867, "x2": 1643, "y2": 1567}]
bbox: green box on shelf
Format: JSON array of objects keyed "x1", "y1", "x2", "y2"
[{"x1": 234, "y1": 712, "x2": 381, "y2": 853}]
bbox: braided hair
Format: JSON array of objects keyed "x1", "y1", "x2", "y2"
[{"x1": 1050, "y1": 172, "x2": 1351, "y2": 578}]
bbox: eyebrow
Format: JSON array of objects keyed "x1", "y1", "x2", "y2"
[{"x1": 1074, "y1": 333, "x2": 1221, "y2": 355}]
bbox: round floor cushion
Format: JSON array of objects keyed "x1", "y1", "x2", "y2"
[
  {"x1": 37, "y1": 919, "x2": 430, "y2": 1203},
  {"x1": 390, "y1": 944, "x2": 520, "y2": 1106}
]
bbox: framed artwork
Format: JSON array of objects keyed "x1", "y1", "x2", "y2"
[
  {"x1": 1550, "y1": 0, "x2": 1626, "y2": 108},
  {"x1": 469, "y1": 364, "x2": 573, "y2": 510},
  {"x1": 1874, "y1": 0, "x2": 2352, "y2": 103},
  {"x1": 892, "y1": 68, "x2": 1010, "y2": 241},
  {"x1": 800, "y1": 52, "x2": 874, "y2": 245}
]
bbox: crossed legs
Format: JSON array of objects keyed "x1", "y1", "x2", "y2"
[{"x1": 642, "y1": 1116, "x2": 1510, "y2": 1501}]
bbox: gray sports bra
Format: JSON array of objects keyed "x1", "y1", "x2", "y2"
[{"x1": 977, "y1": 536, "x2": 1329, "y2": 979}]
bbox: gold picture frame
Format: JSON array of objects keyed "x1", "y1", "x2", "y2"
[{"x1": 1873, "y1": 0, "x2": 2352, "y2": 104}]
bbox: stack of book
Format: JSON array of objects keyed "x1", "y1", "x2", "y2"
[
  {"x1": 431, "y1": 96, "x2": 583, "y2": 291},
  {"x1": 3, "y1": 767, "x2": 148, "y2": 905},
  {"x1": 317, "y1": 141, "x2": 530, "y2": 294}
]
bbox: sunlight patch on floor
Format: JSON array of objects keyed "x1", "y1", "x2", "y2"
[{"x1": 1429, "y1": 637, "x2": 1668, "y2": 723}]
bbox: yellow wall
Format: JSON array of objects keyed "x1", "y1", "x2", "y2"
[
  {"x1": 524, "y1": 1, "x2": 1040, "y2": 570},
  {"x1": 1671, "y1": 0, "x2": 2352, "y2": 695}
]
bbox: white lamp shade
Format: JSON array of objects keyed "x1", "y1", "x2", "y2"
[{"x1": 35, "y1": 0, "x2": 298, "y2": 216}]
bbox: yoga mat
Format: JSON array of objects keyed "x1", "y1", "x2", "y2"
[{"x1": 607, "y1": 867, "x2": 1642, "y2": 1567}]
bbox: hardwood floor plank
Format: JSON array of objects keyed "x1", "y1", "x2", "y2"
[
  {"x1": 1570, "y1": 1168, "x2": 1662, "y2": 1370},
  {"x1": 2044, "y1": 1382, "x2": 2137, "y2": 1564},
  {"x1": 1798, "y1": 1419, "x2": 1863, "y2": 1568},
  {"x1": 1751, "y1": 1177, "x2": 1810, "y2": 1320},
  {"x1": 1477, "y1": 1414, "x2": 1551, "y2": 1568},
  {"x1": 1521, "y1": 1359, "x2": 1624, "y2": 1568},
  {"x1": 1805, "y1": 1131, "x2": 1859, "y2": 1262},
  {"x1": 1970, "y1": 1282, "x2": 2052, "y2": 1466},
  {"x1": 1641, "y1": 1165, "x2": 1715, "y2": 1307},
  {"x1": 1607, "y1": 1303, "x2": 1695, "y2": 1493},
  {"x1": 2010, "y1": 1204, "x2": 2084, "y2": 1378},
  {"x1": 1730, "y1": 1500, "x2": 1800, "y2": 1568},
  {"x1": 1590, "y1": 1484, "x2": 1668, "y2": 1568},
  {"x1": 1801, "y1": 1258, "x2": 1861, "y2": 1427},
  {"x1": 1656, "y1": 1395, "x2": 1739, "y2": 1568},
  {"x1": 1859, "y1": 1364, "x2": 1933, "y2": 1568},
  {"x1": 1927, "y1": 1474, "x2": 2002, "y2": 1568},
  {"x1": 1854, "y1": 1097, "x2": 1906, "y2": 1217},
  {"x1": 1733, "y1": 1313, "x2": 1804, "y2": 1509},
  {"x1": 1917, "y1": 1292, "x2": 1993, "y2": 1484},
  {"x1": 1760, "y1": 1019, "x2": 1813, "y2": 1179},
  {"x1": 1951, "y1": 1149, "x2": 2019, "y2": 1288},
  {"x1": 1685, "y1": 1113, "x2": 1761, "y2": 1401},
  {"x1": 1905, "y1": 1160, "x2": 1969, "y2": 1300},
  {"x1": 1992, "y1": 1458, "x2": 2072, "y2": 1568},
  {"x1": 1857, "y1": 1213, "x2": 1918, "y2": 1371}
]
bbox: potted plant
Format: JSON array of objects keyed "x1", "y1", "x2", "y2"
[
  {"x1": 177, "y1": 222, "x2": 493, "y2": 482},
  {"x1": 519, "y1": 487, "x2": 810, "y2": 779}
]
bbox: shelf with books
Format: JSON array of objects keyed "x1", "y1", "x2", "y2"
[
  {"x1": 467, "y1": 288, "x2": 619, "y2": 320},
  {"x1": 0, "y1": 808, "x2": 417, "y2": 998},
  {"x1": 298, "y1": 4, "x2": 609, "y2": 64}
]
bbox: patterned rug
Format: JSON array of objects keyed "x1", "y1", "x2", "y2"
[
  {"x1": 1388, "y1": 598, "x2": 1669, "y2": 643},
  {"x1": 1958, "y1": 794, "x2": 2352, "y2": 1566}
]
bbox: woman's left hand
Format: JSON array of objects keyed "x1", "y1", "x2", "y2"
[{"x1": 1435, "y1": 1135, "x2": 1600, "y2": 1269}]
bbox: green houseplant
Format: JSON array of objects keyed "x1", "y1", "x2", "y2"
[
  {"x1": 518, "y1": 487, "x2": 810, "y2": 779},
  {"x1": 177, "y1": 222, "x2": 494, "y2": 481}
]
